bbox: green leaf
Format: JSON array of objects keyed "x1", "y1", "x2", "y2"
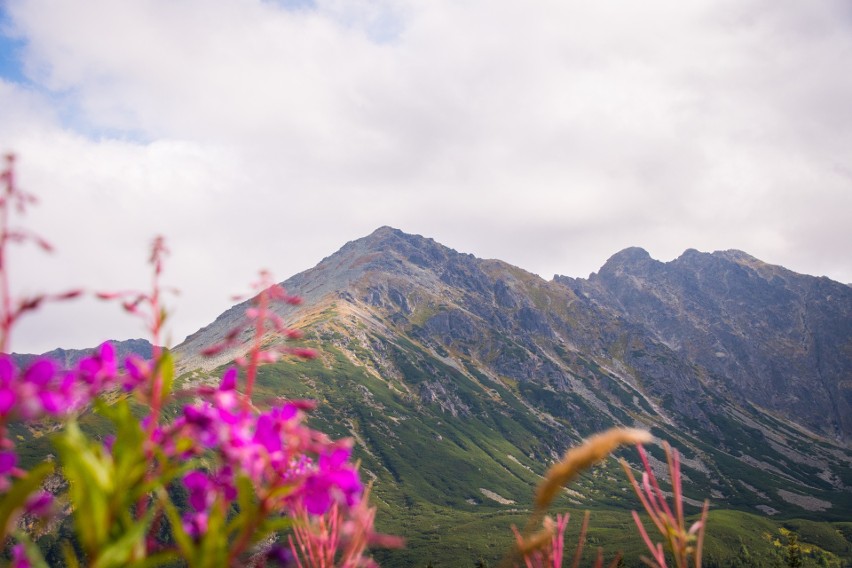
[
  {"x1": 58, "y1": 420, "x2": 113, "y2": 491},
  {"x1": 134, "y1": 550, "x2": 181, "y2": 568},
  {"x1": 157, "y1": 488, "x2": 196, "y2": 561},
  {"x1": 156, "y1": 350, "x2": 175, "y2": 401},
  {"x1": 63, "y1": 542, "x2": 82, "y2": 568},
  {"x1": 92, "y1": 506, "x2": 155, "y2": 568},
  {"x1": 259, "y1": 516, "x2": 293, "y2": 534},
  {"x1": 198, "y1": 501, "x2": 228, "y2": 568},
  {"x1": 0, "y1": 461, "x2": 53, "y2": 541},
  {"x1": 236, "y1": 474, "x2": 256, "y2": 516},
  {"x1": 151, "y1": 445, "x2": 194, "y2": 488},
  {"x1": 227, "y1": 475, "x2": 259, "y2": 541},
  {"x1": 53, "y1": 421, "x2": 112, "y2": 551},
  {"x1": 101, "y1": 400, "x2": 146, "y2": 479},
  {"x1": 266, "y1": 482, "x2": 298, "y2": 503}
]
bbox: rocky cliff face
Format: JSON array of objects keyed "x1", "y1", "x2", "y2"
[
  {"x1": 556, "y1": 247, "x2": 852, "y2": 442},
  {"x1": 174, "y1": 227, "x2": 852, "y2": 521}
]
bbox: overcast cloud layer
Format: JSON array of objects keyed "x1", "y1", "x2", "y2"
[{"x1": 1, "y1": 0, "x2": 851, "y2": 353}]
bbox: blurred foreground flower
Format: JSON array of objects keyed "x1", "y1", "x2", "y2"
[
  {"x1": 620, "y1": 442, "x2": 709, "y2": 568},
  {"x1": 0, "y1": 154, "x2": 399, "y2": 567}
]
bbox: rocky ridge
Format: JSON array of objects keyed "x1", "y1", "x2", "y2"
[{"x1": 175, "y1": 227, "x2": 852, "y2": 521}]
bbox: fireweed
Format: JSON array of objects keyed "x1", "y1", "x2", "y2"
[
  {"x1": 620, "y1": 443, "x2": 709, "y2": 568},
  {"x1": 0, "y1": 155, "x2": 401, "y2": 567}
]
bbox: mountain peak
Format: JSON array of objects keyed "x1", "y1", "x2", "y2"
[
  {"x1": 672, "y1": 249, "x2": 782, "y2": 279},
  {"x1": 596, "y1": 247, "x2": 657, "y2": 277},
  {"x1": 607, "y1": 247, "x2": 653, "y2": 264},
  {"x1": 711, "y1": 249, "x2": 761, "y2": 264},
  {"x1": 346, "y1": 226, "x2": 438, "y2": 253},
  {"x1": 674, "y1": 248, "x2": 758, "y2": 265},
  {"x1": 365, "y1": 225, "x2": 404, "y2": 239}
]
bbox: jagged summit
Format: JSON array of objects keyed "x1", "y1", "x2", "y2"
[
  {"x1": 604, "y1": 246, "x2": 653, "y2": 263},
  {"x1": 179, "y1": 228, "x2": 851, "y2": 446},
  {"x1": 594, "y1": 247, "x2": 657, "y2": 278},
  {"x1": 340, "y1": 226, "x2": 446, "y2": 254},
  {"x1": 316, "y1": 226, "x2": 459, "y2": 273},
  {"x1": 672, "y1": 247, "x2": 766, "y2": 269},
  {"x1": 710, "y1": 249, "x2": 759, "y2": 263},
  {"x1": 597, "y1": 247, "x2": 766, "y2": 274}
]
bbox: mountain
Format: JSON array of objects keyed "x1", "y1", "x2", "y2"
[
  {"x1": 167, "y1": 227, "x2": 852, "y2": 564},
  {"x1": 11, "y1": 338, "x2": 155, "y2": 368},
  {"x1": 556, "y1": 247, "x2": 852, "y2": 443}
]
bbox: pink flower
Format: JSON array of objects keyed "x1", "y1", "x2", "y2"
[
  {"x1": 182, "y1": 511, "x2": 209, "y2": 540},
  {"x1": 123, "y1": 355, "x2": 150, "y2": 391},
  {"x1": 220, "y1": 367, "x2": 238, "y2": 391},
  {"x1": 289, "y1": 487, "x2": 402, "y2": 568},
  {"x1": 0, "y1": 357, "x2": 15, "y2": 384},
  {"x1": 23, "y1": 359, "x2": 56, "y2": 386},
  {"x1": 0, "y1": 356, "x2": 76, "y2": 420},
  {"x1": 0, "y1": 385, "x2": 15, "y2": 414},
  {"x1": 299, "y1": 448, "x2": 363, "y2": 515},
  {"x1": 24, "y1": 491, "x2": 53, "y2": 517},
  {"x1": 0, "y1": 451, "x2": 16, "y2": 474},
  {"x1": 11, "y1": 544, "x2": 30, "y2": 568},
  {"x1": 183, "y1": 470, "x2": 213, "y2": 511},
  {"x1": 75, "y1": 342, "x2": 118, "y2": 391},
  {"x1": 621, "y1": 443, "x2": 709, "y2": 568}
]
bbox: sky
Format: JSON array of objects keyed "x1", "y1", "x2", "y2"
[{"x1": 1, "y1": 0, "x2": 850, "y2": 354}]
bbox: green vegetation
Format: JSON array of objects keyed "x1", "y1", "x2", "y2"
[
  {"x1": 8, "y1": 325, "x2": 850, "y2": 566},
  {"x1": 236, "y1": 330, "x2": 852, "y2": 567}
]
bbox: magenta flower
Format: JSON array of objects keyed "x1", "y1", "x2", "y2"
[
  {"x1": 0, "y1": 451, "x2": 16, "y2": 474},
  {"x1": 220, "y1": 367, "x2": 237, "y2": 391},
  {"x1": 254, "y1": 413, "x2": 284, "y2": 454},
  {"x1": 123, "y1": 355, "x2": 150, "y2": 391},
  {"x1": 167, "y1": 366, "x2": 365, "y2": 523},
  {"x1": 10, "y1": 543, "x2": 30, "y2": 568},
  {"x1": 182, "y1": 511, "x2": 209, "y2": 540},
  {"x1": 75, "y1": 342, "x2": 118, "y2": 390},
  {"x1": 23, "y1": 359, "x2": 55, "y2": 386},
  {"x1": 183, "y1": 470, "x2": 213, "y2": 512},
  {"x1": 0, "y1": 385, "x2": 15, "y2": 415},
  {"x1": 212, "y1": 465, "x2": 237, "y2": 502},
  {"x1": 300, "y1": 448, "x2": 362, "y2": 515},
  {"x1": 0, "y1": 358, "x2": 15, "y2": 415},
  {"x1": 289, "y1": 487, "x2": 403, "y2": 568},
  {"x1": 0, "y1": 451, "x2": 16, "y2": 490},
  {"x1": 24, "y1": 490, "x2": 53, "y2": 517},
  {"x1": 0, "y1": 345, "x2": 123, "y2": 434}
]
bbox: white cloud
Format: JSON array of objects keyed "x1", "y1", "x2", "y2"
[{"x1": 2, "y1": 0, "x2": 851, "y2": 352}]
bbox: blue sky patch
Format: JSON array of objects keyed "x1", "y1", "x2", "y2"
[
  {"x1": 0, "y1": 9, "x2": 28, "y2": 84},
  {"x1": 267, "y1": 0, "x2": 316, "y2": 11}
]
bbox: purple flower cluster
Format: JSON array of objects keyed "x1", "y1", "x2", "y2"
[
  {"x1": 0, "y1": 343, "x2": 117, "y2": 422},
  {"x1": 0, "y1": 155, "x2": 393, "y2": 565},
  {"x1": 168, "y1": 368, "x2": 362, "y2": 536},
  {"x1": 0, "y1": 343, "x2": 122, "y2": 489},
  {"x1": 0, "y1": 343, "x2": 369, "y2": 554}
]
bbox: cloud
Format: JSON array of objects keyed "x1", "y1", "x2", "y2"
[{"x1": 2, "y1": 0, "x2": 851, "y2": 352}]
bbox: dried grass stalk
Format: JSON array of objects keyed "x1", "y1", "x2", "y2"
[
  {"x1": 508, "y1": 427, "x2": 652, "y2": 566},
  {"x1": 534, "y1": 428, "x2": 653, "y2": 515}
]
